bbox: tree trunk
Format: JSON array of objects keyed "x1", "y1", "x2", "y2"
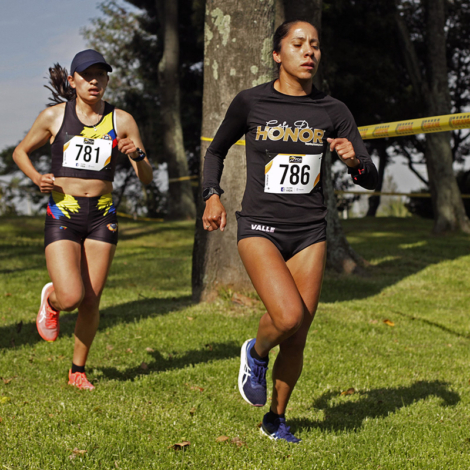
[
  {"x1": 366, "y1": 140, "x2": 388, "y2": 217},
  {"x1": 323, "y1": 149, "x2": 366, "y2": 273},
  {"x1": 192, "y1": 0, "x2": 276, "y2": 302},
  {"x1": 423, "y1": 0, "x2": 470, "y2": 233},
  {"x1": 157, "y1": 0, "x2": 196, "y2": 220},
  {"x1": 395, "y1": 0, "x2": 470, "y2": 233}
]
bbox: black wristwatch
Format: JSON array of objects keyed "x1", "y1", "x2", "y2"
[
  {"x1": 202, "y1": 187, "x2": 220, "y2": 201},
  {"x1": 131, "y1": 148, "x2": 146, "y2": 162}
]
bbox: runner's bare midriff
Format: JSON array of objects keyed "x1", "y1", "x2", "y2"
[{"x1": 53, "y1": 177, "x2": 113, "y2": 197}]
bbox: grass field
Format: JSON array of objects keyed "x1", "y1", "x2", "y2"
[{"x1": 1, "y1": 215, "x2": 469, "y2": 469}]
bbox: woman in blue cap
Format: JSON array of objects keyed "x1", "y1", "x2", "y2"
[{"x1": 13, "y1": 50, "x2": 153, "y2": 389}]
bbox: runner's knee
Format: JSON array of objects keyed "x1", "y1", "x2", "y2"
[
  {"x1": 272, "y1": 307, "x2": 304, "y2": 336},
  {"x1": 55, "y1": 289, "x2": 84, "y2": 312}
]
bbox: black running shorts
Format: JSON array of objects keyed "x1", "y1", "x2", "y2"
[
  {"x1": 44, "y1": 191, "x2": 118, "y2": 248},
  {"x1": 236, "y1": 213, "x2": 326, "y2": 261}
]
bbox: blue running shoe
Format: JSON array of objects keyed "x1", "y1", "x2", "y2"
[
  {"x1": 261, "y1": 413, "x2": 301, "y2": 443},
  {"x1": 238, "y1": 338, "x2": 269, "y2": 406}
]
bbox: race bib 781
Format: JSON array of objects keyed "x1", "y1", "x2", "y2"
[{"x1": 63, "y1": 135, "x2": 112, "y2": 172}]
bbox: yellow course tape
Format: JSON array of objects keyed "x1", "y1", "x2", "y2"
[
  {"x1": 200, "y1": 112, "x2": 470, "y2": 143},
  {"x1": 358, "y1": 113, "x2": 470, "y2": 140}
]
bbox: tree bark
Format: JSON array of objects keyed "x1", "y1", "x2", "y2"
[
  {"x1": 395, "y1": 0, "x2": 470, "y2": 233},
  {"x1": 323, "y1": 149, "x2": 367, "y2": 273},
  {"x1": 192, "y1": 0, "x2": 276, "y2": 301},
  {"x1": 157, "y1": 0, "x2": 196, "y2": 220},
  {"x1": 423, "y1": 0, "x2": 469, "y2": 233}
]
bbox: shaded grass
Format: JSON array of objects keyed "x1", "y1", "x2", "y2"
[{"x1": 1, "y1": 216, "x2": 470, "y2": 469}]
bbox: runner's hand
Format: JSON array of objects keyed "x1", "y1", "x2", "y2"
[
  {"x1": 116, "y1": 136, "x2": 137, "y2": 157},
  {"x1": 327, "y1": 138, "x2": 360, "y2": 168},
  {"x1": 203, "y1": 195, "x2": 227, "y2": 232},
  {"x1": 37, "y1": 173, "x2": 55, "y2": 193}
]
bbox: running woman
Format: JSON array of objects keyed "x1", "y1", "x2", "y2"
[
  {"x1": 202, "y1": 21, "x2": 378, "y2": 442},
  {"x1": 13, "y1": 50, "x2": 153, "y2": 390}
]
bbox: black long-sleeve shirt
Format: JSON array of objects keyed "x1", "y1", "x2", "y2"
[{"x1": 203, "y1": 81, "x2": 378, "y2": 224}]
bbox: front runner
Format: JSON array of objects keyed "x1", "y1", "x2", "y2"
[
  {"x1": 13, "y1": 50, "x2": 153, "y2": 390},
  {"x1": 202, "y1": 21, "x2": 378, "y2": 442}
]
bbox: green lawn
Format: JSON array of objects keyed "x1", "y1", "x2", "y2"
[{"x1": 0, "y1": 216, "x2": 469, "y2": 469}]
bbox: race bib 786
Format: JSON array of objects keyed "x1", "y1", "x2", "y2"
[{"x1": 264, "y1": 153, "x2": 322, "y2": 194}]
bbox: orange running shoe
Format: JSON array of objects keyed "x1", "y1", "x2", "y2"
[
  {"x1": 36, "y1": 282, "x2": 60, "y2": 342},
  {"x1": 68, "y1": 370, "x2": 95, "y2": 390}
]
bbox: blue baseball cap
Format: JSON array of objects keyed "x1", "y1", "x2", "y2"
[{"x1": 70, "y1": 49, "x2": 113, "y2": 75}]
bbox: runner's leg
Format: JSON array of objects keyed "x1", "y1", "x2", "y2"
[
  {"x1": 45, "y1": 240, "x2": 84, "y2": 311},
  {"x1": 270, "y1": 241, "x2": 326, "y2": 415},
  {"x1": 238, "y1": 237, "x2": 306, "y2": 358},
  {"x1": 72, "y1": 238, "x2": 116, "y2": 366}
]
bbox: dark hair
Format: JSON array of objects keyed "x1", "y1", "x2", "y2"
[
  {"x1": 44, "y1": 63, "x2": 76, "y2": 106},
  {"x1": 273, "y1": 20, "x2": 319, "y2": 70}
]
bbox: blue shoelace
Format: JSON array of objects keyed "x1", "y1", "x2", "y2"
[
  {"x1": 251, "y1": 360, "x2": 268, "y2": 387},
  {"x1": 275, "y1": 419, "x2": 300, "y2": 443}
]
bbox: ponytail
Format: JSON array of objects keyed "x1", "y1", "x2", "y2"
[{"x1": 44, "y1": 63, "x2": 76, "y2": 106}]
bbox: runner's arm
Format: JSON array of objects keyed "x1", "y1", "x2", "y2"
[
  {"x1": 328, "y1": 102, "x2": 379, "y2": 190},
  {"x1": 115, "y1": 109, "x2": 153, "y2": 185},
  {"x1": 202, "y1": 91, "x2": 250, "y2": 195},
  {"x1": 13, "y1": 107, "x2": 59, "y2": 193}
]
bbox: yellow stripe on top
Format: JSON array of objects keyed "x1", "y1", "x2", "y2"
[{"x1": 80, "y1": 113, "x2": 114, "y2": 140}]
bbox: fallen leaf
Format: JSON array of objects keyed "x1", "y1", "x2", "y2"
[
  {"x1": 69, "y1": 448, "x2": 87, "y2": 460},
  {"x1": 93, "y1": 406, "x2": 102, "y2": 413},
  {"x1": 106, "y1": 345, "x2": 114, "y2": 351},
  {"x1": 140, "y1": 362, "x2": 148, "y2": 370},
  {"x1": 0, "y1": 417, "x2": 3, "y2": 423},
  {"x1": 48, "y1": 357, "x2": 52, "y2": 361},
  {"x1": 216, "y1": 436, "x2": 230, "y2": 442},
  {"x1": 447, "y1": 344, "x2": 452, "y2": 347},
  {"x1": 49, "y1": 413, "x2": 54, "y2": 417},
  {"x1": 232, "y1": 292, "x2": 257, "y2": 307},
  {"x1": 230, "y1": 437, "x2": 246, "y2": 447},
  {"x1": 2, "y1": 378, "x2": 12, "y2": 385},
  {"x1": 0, "y1": 397, "x2": 11, "y2": 403},
  {"x1": 257, "y1": 422, "x2": 262, "y2": 428},
  {"x1": 383, "y1": 319, "x2": 395, "y2": 327},
  {"x1": 169, "y1": 441, "x2": 190, "y2": 450},
  {"x1": 115, "y1": 461, "x2": 120, "y2": 469},
  {"x1": 369, "y1": 319, "x2": 378, "y2": 324},
  {"x1": 341, "y1": 388, "x2": 355, "y2": 396},
  {"x1": 126, "y1": 348, "x2": 133, "y2": 354},
  {"x1": 205, "y1": 344, "x2": 213, "y2": 351},
  {"x1": 145, "y1": 347, "x2": 154, "y2": 353},
  {"x1": 190, "y1": 385, "x2": 204, "y2": 392},
  {"x1": 189, "y1": 407, "x2": 196, "y2": 415},
  {"x1": 58, "y1": 355, "x2": 65, "y2": 360},
  {"x1": 187, "y1": 317, "x2": 194, "y2": 321},
  {"x1": 5, "y1": 293, "x2": 11, "y2": 297}
]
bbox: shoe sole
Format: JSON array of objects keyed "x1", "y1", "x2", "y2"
[
  {"x1": 37, "y1": 282, "x2": 55, "y2": 342},
  {"x1": 260, "y1": 424, "x2": 277, "y2": 440},
  {"x1": 238, "y1": 339, "x2": 263, "y2": 407},
  {"x1": 260, "y1": 423, "x2": 302, "y2": 443}
]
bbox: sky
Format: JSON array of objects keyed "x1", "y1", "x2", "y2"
[{"x1": 0, "y1": 1, "x2": 432, "y2": 194}]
